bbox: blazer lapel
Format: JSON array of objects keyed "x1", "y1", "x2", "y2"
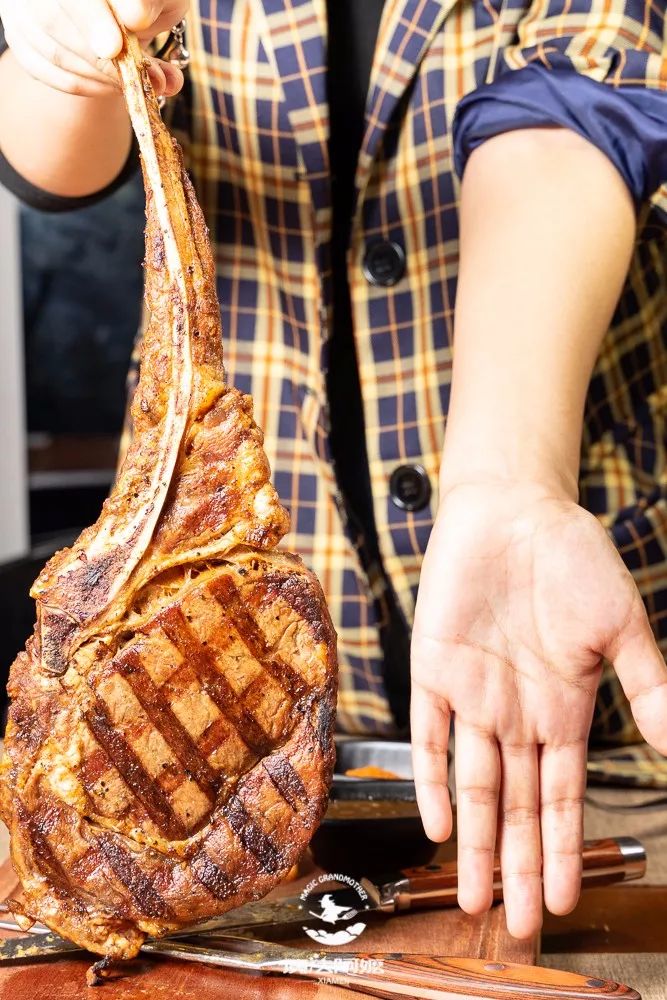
[
  {"x1": 256, "y1": 0, "x2": 330, "y2": 243},
  {"x1": 256, "y1": 0, "x2": 457, "y2": 243},
  {"x1": 355, "y1": 0, "x2": 455, "y2": 205}
]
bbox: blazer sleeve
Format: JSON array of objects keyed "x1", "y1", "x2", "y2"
[{"x1": 452, "y1": 0, "x2": 667, "y2": 220}]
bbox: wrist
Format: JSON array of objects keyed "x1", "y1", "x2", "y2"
[
  {"x1": 440, "y1": 397, "x2": 581, "y2": 504},
  {"x1": 439, "y1": 469, "x2": 578, "y2": 505},
  {"x1": 439, "y1": 440, "x2": 579, "y2": 505}
]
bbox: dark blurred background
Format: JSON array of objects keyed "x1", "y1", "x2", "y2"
[{"x1": 0, "y1": 173, "x2": 144, "y2": 713}]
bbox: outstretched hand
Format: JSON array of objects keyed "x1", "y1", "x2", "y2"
[{"x1": 411, "y1": 481, "x2": 667, "y2": 938}]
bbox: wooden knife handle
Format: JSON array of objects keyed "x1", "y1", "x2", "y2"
[
  {"x1": 317, "y1": 954, "x2": 641, "y2": 1000},
  {"x1": 395, "y1": 837, "x2": 645, "y2": 910}
]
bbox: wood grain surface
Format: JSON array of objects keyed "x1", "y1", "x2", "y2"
[
  {"x1": 543, "y1": 887, "x2": 667, "y2": 954},
  {"x1": 0, "y1": 848, "x2": 536, "y2": 999},
  {"x1": 583, "y1": 791, "x2": 667, "y2": 885},
  {"x1": 550, "y1": 954, "x2": 667, "y2": 1000}
]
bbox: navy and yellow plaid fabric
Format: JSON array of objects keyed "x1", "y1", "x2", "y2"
[{"x1": 123, "y1": 0, "x2": 667, "y2": 766}]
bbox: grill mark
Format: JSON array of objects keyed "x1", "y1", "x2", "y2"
[
  {"x1": 79, "y1": 747, "x2": 109, "y2": 787},
  {"x1": 255, "y1": 570, "x2": 335, "y2": 647},
  {"x1": 196, "y1": 716, "x2": 235, "y2": 758},
  {"x1": 208, "y1": 575, "x2": 309, "y2": 697},
  {"x1": 79, "y1": 751, "x2": 137, "y2": 820},
  {"x1": 85, "y1": 701, "x2": 188, "y2": 841},
  {"x1": 97, "y1": 834, "x2": 171, "y2": 919},
  {"x1": 239, "y1": 673, "x2": 291, "y2": 743},
  {"x1": 193, "y1": 853, "x2": 235, "y2": 901},
  {"x1": 8, "y1": 698, "x2": 48, "y2": 757},
  {"x1": 316, "y1": 698, "x2": 335, "y2": 755},
  {"x1": 262, "y1": 755, "x2": 308, "y2": 812},
  {"x1": 80, "y1": 753, "x2": 151, "y2": 828},
  {"x1": 155, "y1": 606, "x2": 272, "y2": 756},
  {"x1": 71, "y1": 846, "x2": 108, "y2": 883},
  {"x1": 224, "y1": 795, "x2": 281, "y2": 874},
  {"x1": 15, "y1": 801, "x2": 86, "y2": 913},
  {"x1": 115, "y1": 648, "x2": 219, "y2": 799}
]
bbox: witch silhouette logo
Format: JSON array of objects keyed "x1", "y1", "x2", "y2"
[{"x1": 300, "y1": 876, "x2": 369, "y2": 945}]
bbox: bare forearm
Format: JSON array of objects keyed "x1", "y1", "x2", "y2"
[
  {"x1": 0, "y1": 49, "x2": 132, "y2": 198},
  {"x1": 442, "y1": 127, "x2": 636, "y2": 499}
]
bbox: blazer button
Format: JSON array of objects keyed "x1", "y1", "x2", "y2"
[
  {"x1": 363, "y1": 240, "x2": 406, "y2": 287},
  {"x1": 390, "y1": 464, "x2": 431, "y2": 511}
]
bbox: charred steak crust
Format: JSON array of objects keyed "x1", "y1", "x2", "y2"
[{"x1": 0, "y1": 33, "x2": 337, "y2": 960}]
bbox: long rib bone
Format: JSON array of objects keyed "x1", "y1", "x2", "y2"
[{"x1": 31, "y1": 33, "x2": 288, "y2": 676}]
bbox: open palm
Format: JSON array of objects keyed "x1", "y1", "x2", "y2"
[{"x1": 411, "y1": 482, "x2": 667, "y2": 938}]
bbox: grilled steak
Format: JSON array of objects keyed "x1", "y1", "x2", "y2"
[{"x1": 0, "y1": 33, "x2": 337, "y2": 959}]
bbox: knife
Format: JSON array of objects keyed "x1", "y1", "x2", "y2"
[
  {"x1": 143, "y1": 936, "x2": 643, "y2": 999},
  {"x1": 0, "y1": 932, "x2": 642, "y2": 999},
  {"x1": 0, "y1": 835, "x2": 645, "y2": 953},
  {"x1": 186, "y1": 834, "x2": 647, "y2": 937}
]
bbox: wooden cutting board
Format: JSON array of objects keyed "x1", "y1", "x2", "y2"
[{"x1": 0, "y1": 849, "x2": 537, "y2": 999}]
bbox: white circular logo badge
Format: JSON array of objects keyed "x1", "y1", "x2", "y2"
[{"x1": 300, "y1": 872, "x2": 369, "y2": 945}]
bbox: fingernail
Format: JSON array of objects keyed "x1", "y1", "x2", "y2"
[
  {"x1": 164, "y1": 65, "x2": 184, "y2": 95},
  {"x1": 146, "y1": 63, "x2": 165, "y2": 95}
]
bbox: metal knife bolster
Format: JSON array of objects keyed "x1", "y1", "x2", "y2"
[{"x1": 598, "y1": 837, "x2": 646, "y2": 881}]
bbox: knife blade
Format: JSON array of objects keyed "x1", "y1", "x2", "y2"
[{"x1": 0, "y1": 932, "x2": 81, "y2": 961}]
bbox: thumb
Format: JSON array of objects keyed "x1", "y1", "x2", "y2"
[{"x1": 607, "y1": 596, "x2": 667, "y2": 755}]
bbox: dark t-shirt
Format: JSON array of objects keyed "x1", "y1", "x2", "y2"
[
  {"x1": 325, "y1": 2, "x2": 413, "y2": 728},
  {"x1": 326, "y1": 0, "x2": 384, "y2": 547}
]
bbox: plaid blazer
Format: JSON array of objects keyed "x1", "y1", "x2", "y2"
[{"x1": 123, "y1": 0, "x2": 667, "y2": 750}]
